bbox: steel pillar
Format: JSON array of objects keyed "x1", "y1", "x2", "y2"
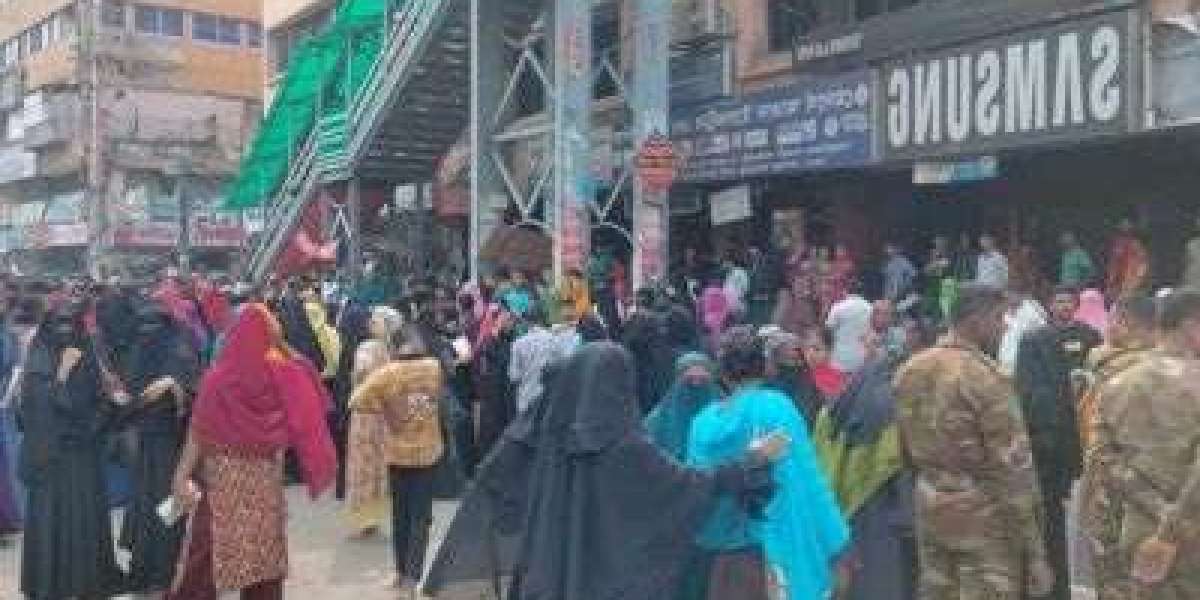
[
  {"x1": 468, "y1": 0, "x2": 508, "y2": 282},
  {"x1": 551, "y1": 0, "x2": 592, "y2": 281},
  {"x1": 630, "y1": 0, "x2": 671, "y2": 288},
  {"x1": 347, "y1": 177, "x2": 362, "y2": 284}
]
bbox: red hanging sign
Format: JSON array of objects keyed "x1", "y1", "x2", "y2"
[{"x1": 636, "y1": 134, "x2": 678, "y2": 193}]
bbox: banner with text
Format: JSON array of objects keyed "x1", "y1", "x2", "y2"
[
  {"x1": 880, "y1": 8, "x2": 1139, "y2": 160},
  {"x1": 670, "y1": 70, "x2": 872, "y2": 183}
]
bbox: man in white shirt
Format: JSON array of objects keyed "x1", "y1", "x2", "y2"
[
  {"x1": 825, "y1": 280, "x2": 873, "y2": 374},
  {"x1": 975, "y1": 234, "x2": 1010, "y2": 289}
]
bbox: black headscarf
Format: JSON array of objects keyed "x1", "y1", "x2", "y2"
[
  {"x1": 826, "y1": 358, "x2": 898, "y2": 446},
  {"x1": 331, "y1": 302, "x2": 370, "y2": 410},
  {"x1": 665, "y1": 301, "x2": 701, "y2": 354},
  {"x1": 576, "y1": 313, "x2": 609, "y2": 342},
  {"x1": 276, "y1": 292, "x2": 325, "y2": 373},
  {"x1": 95, "y1": 287, "x2": 137, "y2": 367},
  {"x1": 124, "y1": 302, "x2": 199, "y2": 397},
  {"x1": 17, "y1": 301, "x2": 105, "y2": 482},
  {"x1": 424, "y1": 342, "x2": 722, "y2": 600}
]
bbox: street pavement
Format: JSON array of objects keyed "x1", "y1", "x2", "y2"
[{"x1": 0, "y1": 488, "x2": 490, "y2": 599}]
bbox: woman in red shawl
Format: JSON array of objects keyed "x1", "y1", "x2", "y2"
[{"x1": 166, "y1": 304, "x2": 336, "y2": 600}]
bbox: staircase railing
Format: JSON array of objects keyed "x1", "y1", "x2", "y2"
[{"x1": 244, "y1": 0, "x2": 457, "y2": 283}]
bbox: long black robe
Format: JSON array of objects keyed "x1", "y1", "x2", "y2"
[
  {"x1": 424, "y1": 342, "x2": 723, "y2": 600},
  {"x1": 1014, "y1": 321, "x2": 1101, "y2": 600},
  {"x1": 620, "y1": 309, "x2": 672, "y2": 414},
  {"x1": 116, "y1": 306, "x2": 200, "y2": 592},
  {"x1": 18, "y1": 331, "x2": 126, "y2": 599},
  {"x1": 476, "y1": 327, "x2": 517, "y2": 462},
  {"x1": 331, "y1": 302, "x2": 370, "y2": 499}
]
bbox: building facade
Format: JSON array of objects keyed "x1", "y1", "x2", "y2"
[
  {"x1": 669, "y1": 0, "x2": 1200, "y2": 291},
  {"x1": 0, "y1": 0, "x2": 263, "y2": 277},
  {"x1": 262, "y1": 0, "x2": 334, "y2": 106}
]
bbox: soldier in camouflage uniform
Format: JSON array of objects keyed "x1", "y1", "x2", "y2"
[
  {"x1": 893, "y1": 284, "x2": 1052, "y2": 599},
  {"x1": 1077, "y1": 296, "x2": 1158, "y2": 599},
  {"x1": 1086, "y1": 290, "x2": 1200, "y2": 599}
]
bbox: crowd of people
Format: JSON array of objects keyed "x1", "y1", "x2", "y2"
[{"x1": 0, "y1": 216, "x2": 1198, "y2": 600}]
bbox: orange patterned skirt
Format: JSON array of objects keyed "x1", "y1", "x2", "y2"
[{"x1": 172, "y1": 450, "x2": 287, "y2": 594}]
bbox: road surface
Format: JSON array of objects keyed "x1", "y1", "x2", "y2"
[{"x1": 0, "y1": 489, "x2": 491, "y2": 599}]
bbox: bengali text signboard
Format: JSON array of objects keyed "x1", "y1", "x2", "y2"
[{"x1": 670, "y1": 70, "x2": 872, "y2": 183}]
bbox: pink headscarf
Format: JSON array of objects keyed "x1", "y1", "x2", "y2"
[{"x1": 1075, "y1": 288, "x2": 1109, "y2": 334}]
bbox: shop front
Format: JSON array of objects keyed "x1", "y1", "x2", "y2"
[
  {"x1": 863, "y1": 3, "x2": 1200, "y2": 290},
  {"x1": 670, "y1": 69, "x2": 874, "y2": 265}
]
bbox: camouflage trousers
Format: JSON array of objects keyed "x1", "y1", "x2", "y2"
[
  {"x1": 1094, "y1": 541, "x2": 1200, "y2": 600},
  {"x1": 916, "y1": 532, "x2": 1027, "y2": 600}
]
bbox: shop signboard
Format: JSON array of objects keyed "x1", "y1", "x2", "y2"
[
  {"x1": 791, "y1": 27, "x2": 865, "y2": 68},
  {"x1": 44, "y1": 223, "x2": 89, "y2": 247},
  {"x1": 880, "y1": 8, "x2": 1139, "y2": 160},
  {"x1": 710, "y1": 185, "x2": 752, "y2": 226},
  {"x1": 671, "y1": 70, "x2": 872, "y2": 183},
  {"x1": 112, "y1": 223, "x2": 180, "y2": 247},
  {"x1": 913, "y1": 156, "x2": 1000, "y2": 184},
  {"x1": 1149, "y1": 5, "x2": 1200, "y2": 126},
  {"x1": 191, "y1": 215, "x2": 246, "y2": 248},
  {"x1": 636, "y1": 134, "x2": 678, "y2": 192}
]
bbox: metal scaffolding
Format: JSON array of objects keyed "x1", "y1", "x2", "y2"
[
  {"x1": 243, "y1": 0, "x2": 670, "y2": 287},
  {"x1": 469, "y1": 0, "x2": 671, "y2": 287}
]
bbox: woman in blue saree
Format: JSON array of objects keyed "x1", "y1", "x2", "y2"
[{"x1": 687, "y1": 326, "x2": 850, "y2": 600}]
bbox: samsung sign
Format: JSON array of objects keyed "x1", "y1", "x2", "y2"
[{"x1": 882, "y1": 9, "x2": 1138, "y2": 159}]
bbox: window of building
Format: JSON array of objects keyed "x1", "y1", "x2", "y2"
[
  {"x1": 218, "y1": 17, "x2": 242, "y2": 45},
  {"x1": 3, "y1": 40, "x2": 17, "y2": 66},
  {"x1": 270, "y1": 30, "x2": 289, "y2": 72},
  {"x1": 767, "y1": 0, "x2": 809, "y2": 53},
  {"x1": 54, "y1": 10, "x2": 79, "y2": 43},
  {"x1": 853, "y1": 0, "x2": 920, "y2": 21},
  {"x1": 192, "y1": 13, "x2": 218, "y2": 42},
  {"x1": 136, "y1": 5, "x2": 184, "y2": 37},
  {"x1": 247, "y1": 23, "x2": 262, "y2": 48},
  {"x1": 26, "y1": 25, "x2": 44, "y2": 55},
  {"x1": 101, "y1": 0, "x2": 127, "y2": 29}
]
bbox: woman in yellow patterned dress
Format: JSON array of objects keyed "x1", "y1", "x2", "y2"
[{"x1": 346, "y1": 306, "x2": 404, "y2": 537}]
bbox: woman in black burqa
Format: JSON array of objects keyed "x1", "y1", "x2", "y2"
[
  {"x1": 423, "y1": 341, "x2": 773, "y2": 600},
  {"x1": 117, "y1": 302, "x2": 201, "y2": 593},
  {"x1": 19, "y1": 299, "x2": 127, "y2": 599}
]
